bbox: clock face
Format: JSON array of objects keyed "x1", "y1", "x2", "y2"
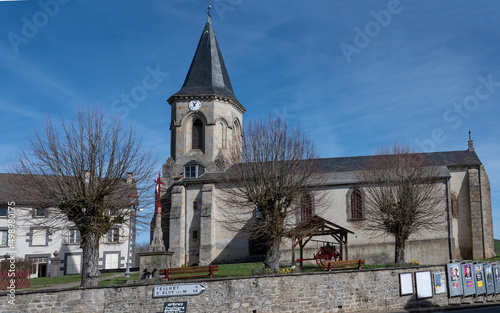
[{"x1": 188, "y1": 99, "x2": 202, "y2": 111}]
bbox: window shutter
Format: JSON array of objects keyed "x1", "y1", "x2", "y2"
[
  {"x1": 62, "y1": 229, "x2": 69, "y2": 244},
  {"x1": 119, "y1": 228, "x2": 125, "y2": 243}
]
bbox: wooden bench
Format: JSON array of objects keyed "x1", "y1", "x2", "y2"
[
  {"x1": 326, "y1": 259, "x2": 365, "y2": 271},
  {"x1": 159, "y1": 265, "x2": 219, "y2": 281}
]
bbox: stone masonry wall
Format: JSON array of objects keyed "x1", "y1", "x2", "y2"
[
  {"x1": 480, "y1": 165, "x2": 495, "y2": 259},
  {"x1": 1, "y1": 265, "x2": 468, "y2": 313},
  {"x1": 468, "y1": 168, "x2": 484, "y2": 259}
]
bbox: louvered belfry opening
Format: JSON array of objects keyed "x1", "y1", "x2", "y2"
[{"x1": 192, "y1": 119, "x2": 204, "y2": 152}]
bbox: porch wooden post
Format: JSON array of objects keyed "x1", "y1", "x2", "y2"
[{"x1": 339, "y1": 233, "x2": 343, "y2": 261}]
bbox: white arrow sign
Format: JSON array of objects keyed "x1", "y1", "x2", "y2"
[{"x1": 153, "y1": 284, "x2": 206, "y2": 298}]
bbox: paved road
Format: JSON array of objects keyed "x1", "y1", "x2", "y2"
[
  {"x1": 455, "y1": 307, "x2": 500, "y2": 313},
  {"x1": 358, "y1": 303, "x2": 500, "y2": 313}
]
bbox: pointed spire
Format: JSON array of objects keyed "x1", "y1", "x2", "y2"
[
  {"x1": 468, "y1": 130, "x2": 475, "y2": 152},
  {"x1": 172, "y1": 17, "x2": 240, "y2": 104}
]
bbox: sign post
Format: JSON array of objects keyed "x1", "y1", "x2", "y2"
[
  {"x1": 473, "y1": 262, "x2": 486, "y2": 301},
  {"x1": 446, "y1": 260, "x2": 463, "y2": 298},
  {"x1": 153, "y1": 284, "x2": 206, "y2": 298},
  {"x1": 484, "y1": 263, "x2": 495, "y2": 298},
  {"x1": 163, "y1": 302, "x2": 187, "y2": 313}
]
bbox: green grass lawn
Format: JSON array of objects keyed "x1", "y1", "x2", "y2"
[
  {"x1": 98, "y1": 272, "x2": 140, "y2": 286},
  {"x1": 30, "y1": 272, "x2": 122, "y2": 287},
  {"x1": 22, "y1": 255, "x2": 467, "y2": 289},
  {"x1": 30, "y1": 274, "x2": 82, "y2": 286},
  {"x1": 217, "y1": 262, "x2": 264, "y2": 277}
]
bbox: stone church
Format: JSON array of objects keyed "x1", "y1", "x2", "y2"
[{"x1": 155, "y1": 17, "x2": 495, "y2": 267}]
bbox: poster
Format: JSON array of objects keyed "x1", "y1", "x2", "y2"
[
  {"x1": 415, "y1": 271, "x2": 433, "y2": 299},
  {"x1": 399, "y1": 272, "x2": 414, "y2": 296},
  {"x1": 450, "y1": 264, "x2": 460, "y2": 284},
  {"x1": 475, "y1": 264, "x2": 483, "y2": 287},
  {"x1": 495, "y1": 265, "x2": 500, "y2": 288},
  {"x1": 494, "y1": 264, "x2": 500, "y2": 294},
  {"x1": 434, "y1": 272, "x2": 447, "y2": 294},
  {"x1": 484, "y1": 264, "x2": 495, "y2": 295},
  {"x1": 474, "y1": 263, "x2": 486, "y2": 295},
  {"x1": 463, "y1": 264, "x2": 473, "y2": 288},
  {"x1": 447, "y1": 262, "x2": 463, "y2": 297}
]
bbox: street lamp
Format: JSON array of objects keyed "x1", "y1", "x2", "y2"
[{"x1": 124, "y1": 194, "x2": 138, "y2": 278}]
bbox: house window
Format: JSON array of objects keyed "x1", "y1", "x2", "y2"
[
  {"x1": 193, "y1": 201, "x2": 198, "y2": 210},
  {"x1": 184, "y1": 165, "x2": 205, "y2": 178},
  {"x1": 32, "y1": 229, "x2": 47, "y2": 246},
  {"x1": 350, "y1": 188, "x2": 363, "y2": 220},
  {"x1": 0, "y1": 230, "x2": 7, "y2": 246},
  {"x1": 185, "y1": 165, "x2": 196, "y2": 178},
  {"x1": 108, "y1": 208, "x2": 120, "y2": 217},
  {"x1": 254, "y1": 207, "x2": 262, "y2": 219},
  {"x1": 107, "y1": 228, "x2": 120, "y2": 243},
  {"x1": 300, "y1": 193, "x2": 313, "y2": 222},
  {"x1": 192, "y1": 230, "x2": 198, "y2": 240},
  {"x1": 68, "y1": 229, "x2": 81, "y2": 244},
  {"x1": 192, "y1": 119, "x2": 204, "y2": 151},
  {"x1": 0, "y1": 205, "x2": 7, "y2": 217},
  {"x1": 34, "y1": 207, "x2": 47, "y2": 218}
]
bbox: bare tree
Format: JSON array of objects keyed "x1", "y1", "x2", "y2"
[
  {"x1": 357, "y1": 142, "x2": 446, "y2": 265},
  {"x1": 9, "y1": 106, "x2": 156, "y2": 287},
  {"x1": 219, "y1": 114, "x2": 325, "y2": 271}
]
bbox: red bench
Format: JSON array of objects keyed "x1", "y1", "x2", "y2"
[{"x1": 159, "y1": 265, "x2": 219, "y2": 281}]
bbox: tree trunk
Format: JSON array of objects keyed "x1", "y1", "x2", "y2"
[
  {"x1": 394, "y1": 238, "x2": 406, "y2": 265},
  {"x1": 81, "y1": 232, "x2": 101, "y2": 287},
  {"x1": 263, "y1": 238, "x2": 281, "y2": 272}
]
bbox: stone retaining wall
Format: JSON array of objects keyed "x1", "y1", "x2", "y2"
[{"x1": 0, "y1": 265, "x2": 474, "y2": 313}]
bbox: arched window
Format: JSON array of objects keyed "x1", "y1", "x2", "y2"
[
  {"x1": 192, "y1": 119, "x2": 204, "y2": 151},
  {"x1": 233, "y1": 119, "x2": 242, "y2": 142},
  {"x1": 350, "y1": 188, "x2": 363, "y2": 220},
  {"x1": 300, "y1": 193, "x2": 313, "y2": 222}
]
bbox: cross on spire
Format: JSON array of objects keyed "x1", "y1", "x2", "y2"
[{"x1": 207, "y1": 2, "x2": 212, "y2": 17}]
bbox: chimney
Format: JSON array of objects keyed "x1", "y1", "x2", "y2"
[{"x1": 126, "y1": 172, "x2": 133, "y2": 184}]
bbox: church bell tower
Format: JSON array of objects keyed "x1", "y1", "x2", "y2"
[
  {"x1": 159, "y1": 15, "x2": 246, "y2": 267},
  {"x1": 163, "y1": 16, "x2": 245, "y2": 181}
]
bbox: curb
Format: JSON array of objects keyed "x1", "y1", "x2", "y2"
[{"x1": 357, "y1": 301, "x2": 500, "y2": 313}]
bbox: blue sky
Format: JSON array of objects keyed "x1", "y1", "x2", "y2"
[{"x1": 1, "y1": 0, "x2": 499, "y2": 245}]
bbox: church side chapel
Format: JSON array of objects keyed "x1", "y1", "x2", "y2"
[{"x1": 153, "y1": 15, "x2": 495, "y2": 268}]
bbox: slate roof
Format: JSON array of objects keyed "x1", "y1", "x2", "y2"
[
  {"x1": 315, "y1": 150, "x2": 482, "y2": 173},
  {"x1": 178, "y1": 149, "x2": 482, "y2": 186},
  {"x1": 170, "y1": 17, "x2": 242, "y2": 108},
  {"x1": 0, "y1": 173, "x2": 28, "y2": 204},
  {"x1": 0, "y1": 173, "x2": 137, "y2": 206}
]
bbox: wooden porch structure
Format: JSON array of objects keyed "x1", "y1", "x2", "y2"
[{"x1": 287, "y1": 216, "x2": 354, "y2": 267}]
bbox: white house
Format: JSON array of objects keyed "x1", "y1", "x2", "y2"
[{"x1": 0, "y1": 173, "x2": 136, "y2": 277}]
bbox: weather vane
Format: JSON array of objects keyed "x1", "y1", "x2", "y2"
[{"x1": 207, "y1": 2, "x2": 212, "y2": 17}]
